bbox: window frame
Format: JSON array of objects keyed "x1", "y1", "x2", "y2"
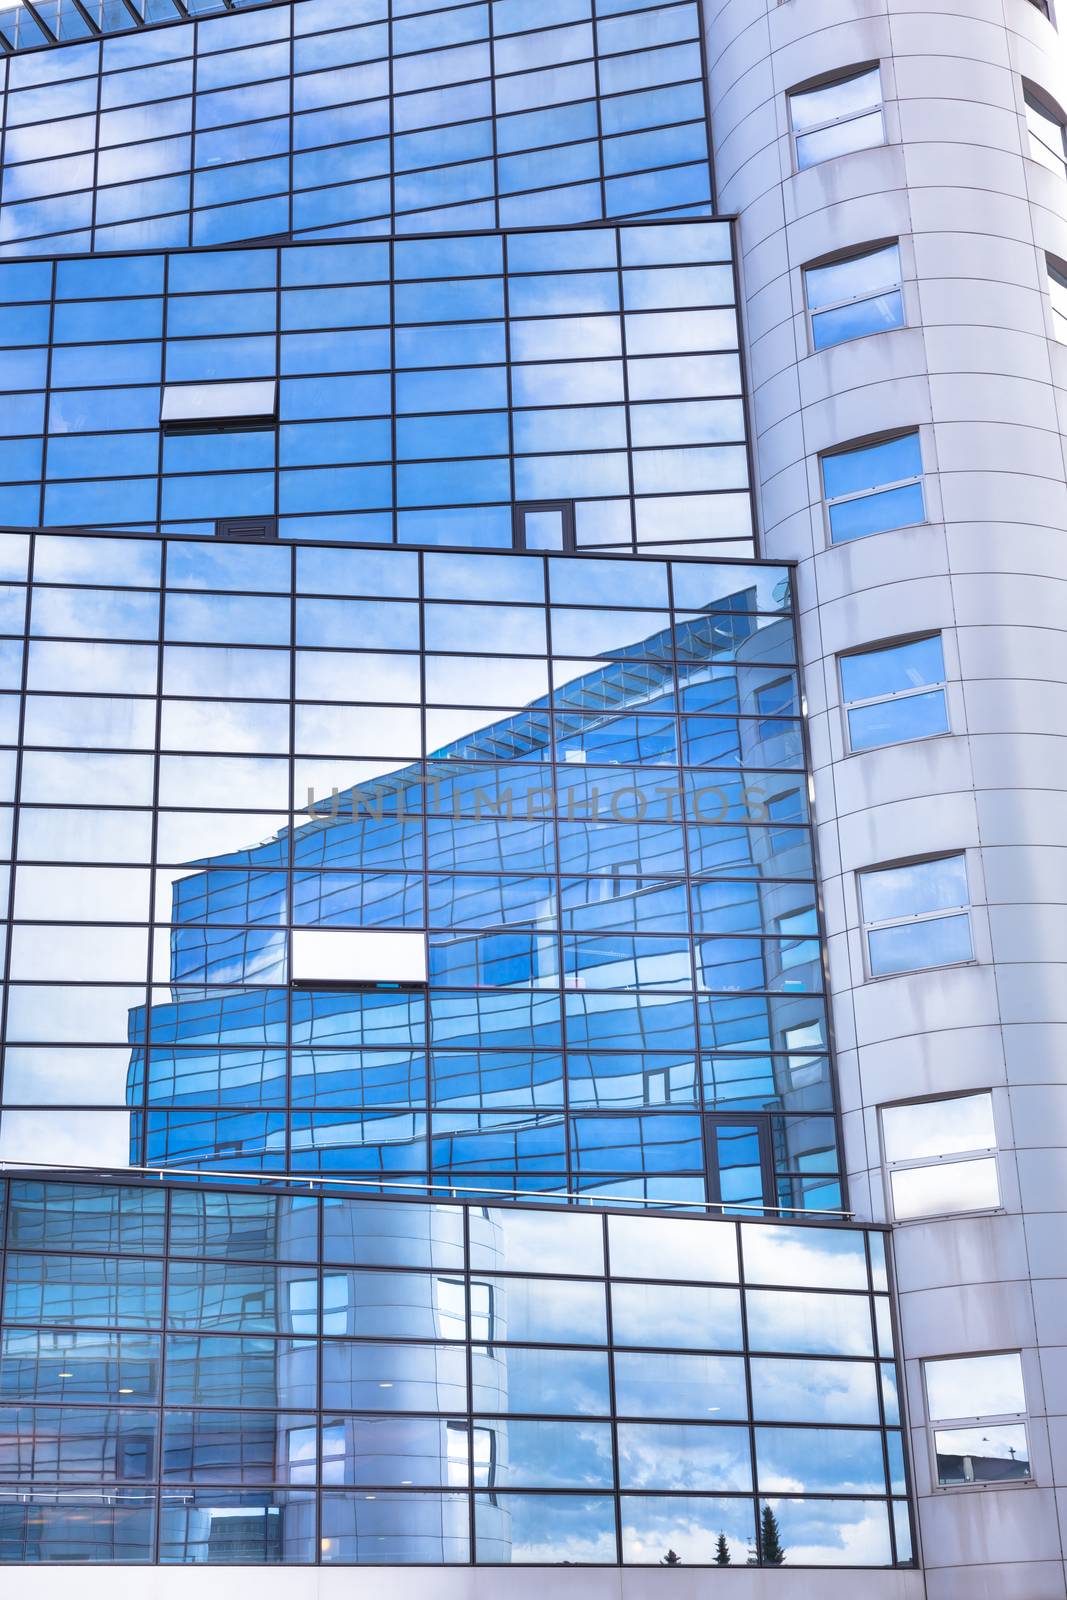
[
  {"x1": 513, "y1": 500, "x2": 576, "y2": 554},
  {"x1": 923, "y1": 1351, "x2": 1033, "y2": 1493},
  {"x1": 1046, "y1": 254, "x2": 1067, "y2": 342},
  {"x1": 838, "y1": 633, "x2": 950, "y2": 754},
  {"x1": 820, "y1": 430, "x2": 926, "y2": 546},
  {"x1": 788, "y1": 66, "x2": 886, "y2": 174},
  {"x1": 858, "y1": 852, "x2": 974, "y2": 981},
  {"x1": 803, "y1": 241, "x2": 905, "y2": 352},
  {"x1": 1023, "y1": 84, "x2": 1067, "y2": 174},
  {"x1": 879, "y1": 1091, "x2": 1001, "y2": 1223}
]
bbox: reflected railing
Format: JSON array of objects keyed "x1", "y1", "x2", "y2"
[
  {"x1": 0, "y1": 0, "x2": 273, "y2": 53},
  {"x1": 0, "y1": 1158, "x2": 854, "y2": 1221}
]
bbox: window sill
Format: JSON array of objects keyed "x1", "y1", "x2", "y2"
[
  {"x1": 841, "y1": 728, "x2": 953, "y2": 759},
  {"x1": 863, "y1": 957, "x2": 978, "y2": 983}
]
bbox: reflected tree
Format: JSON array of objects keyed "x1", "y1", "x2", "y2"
[
  {"x1": 714, "y1": 1532, "x2": 731, "y2": 1566},
  {"x1": 760, "y1": 1505, "x2": 786, "y2": 1566},
  {"x1": 661, "y1": 1549, "x2": 682, "y2": 1565}
]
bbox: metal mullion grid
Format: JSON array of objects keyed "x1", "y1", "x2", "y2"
[
  {"x1": 33, "y1": 258, "x2": 57, "y2": 533},
  {"x1": 86, "y1": 33, "x2": 103, "y2": 248},
  {"x1": 154, "y1": 250, "x2": 169, "y2": 531},
  {"x1": 485, "y1": 0, "x2": 499, "y2": 234},
  {"x1": 185, "y1": 12, "x2": 198, "y2": 249},
  {"x1": 500, "y1": 230, "x2": 515, "y2": 541},
  {"x1": 879, "y1": 1227, "x2": 918, "y2": 1566},
  {"x1": 272, "y1": 229, "x2": 281, "y2": 535},
  {"x1": 691, "y1": 0, "x2": 716, "y2": 211},
  {"x1": 385, "y1": 235, "x2": 398, "y2": 543},
  {"x1": 735, "y1": 1222, "x2": 762, "y2": 1560},
  {"x1": 600, "y1": 1207, "x2": 623, "y2": 1563},
  {"x1": 150, "y1": 1174, "x2": 174, "y2": 1560},
  {"x1": 416, "y1": 548, "x2": 429, "y2": 1188},
  {"x1": 587, "y1": 0, "x2": 607, "y2": 223},
  {"x1": 0, "y1": 52, "x2": 8, "y2": 213},
  {"x1": 386, "y1": 0, "x2": 396, "y2": 246},
  {"x1": 540, "y1": 581, "x2": 571, "y2": 1201},
  {"x1": 0, "y1": 529, "x2": 36, "y2": 1118},
  {"x1": 611, "y1": 222, "x2": 637, "y2": 553},
  {"x1": 661, "y1": 559, "x2": 706, "y2": 1192},
  {"x1": 285, "y1": 0, "x2": 293, "y2": 244},
  {"x1": 865, "y1": 1228, "x2": 897, "y2": 1564},
  {"x1": 285, "y1": 539, "x2": 295, "y2": 1180},
  {"x1": 462, "y1": 1189, "x2": 474, "y2": 1560},
  {"x1": 138, "y1": 528, "x2": 167, "y2": 1169},
  {"x1": 314, "y1": 1182, "x2": 323, "y2": 1561}
]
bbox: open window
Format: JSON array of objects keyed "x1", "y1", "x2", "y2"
[
  {"x1": 513, "y1": 501, "x2": 576, "y2": 552},
  {"x1": 161, "y1": 380, "x2": 278, "y2": 433},
  {"x1": 924, "y1": 1352, "x2": 1032, "y2": 1489}
]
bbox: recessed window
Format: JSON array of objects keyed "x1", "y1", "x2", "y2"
[
  {"x1": 821, "y1": 432, "x2": 925, "y2": 544},
  {"x1": 1027, "y1": 0, "x2": 1052, "y2": 21},
  {"x1": 924, "y1": 1353, "x2": 1031, "y2": 1489},
  {"x1": 859, "y1": 854, "x2": 973, "y2": 977},
  {"x1": 805, "y1": 244, "x2": 904, "y2": 350},
  {"x1": 881, "y1": 1092, "x2": 1000, "y2": 1220},
  {"x1": 1024, "y1": 87, "x2": 1066, "y2": 173},
  {"x1": 1047, "y1": 257, "x2": 1067, "y2": 341},
  {"x1": 291, "y1": 929, "x2": 427, "y2": 988},
  {"x1": 161, "y1": 379, "x2": 278, "y2": 433},
  {"x1": 839, "y1": 635, "x2": 949, "y2": 751},
  {"x1": 790, "y1": 68, "x2": 885, "y2": 171},
  {"x1": 514, "y1": 501, "x2": 575, "y2": 552}
]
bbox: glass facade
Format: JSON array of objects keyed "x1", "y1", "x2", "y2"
[
  {"x1": 0, "y1": 1177, "x2": 914, "y2": 1566},
  {"x1": 0, "y1": 0, "x2": 710, "y2": 256},
  {"x1": 0, "y1": 223, "x2": 753, "y2": 553},
  {"x1": 0, "y1": 3, "x2": 922, "y2": 1575},
  {"x1": 0, "y1": 532, "x2": 839, "y2": 1212}
]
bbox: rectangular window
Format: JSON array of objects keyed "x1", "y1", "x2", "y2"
[
  {"x1": 821, "y1": 432, "x2": 925, "y2": 544},
  {"x1": 789, "y1": 67, "x2": 885, "y2": 171},
  {"x1": 859, "y1": 854, "x2": 973, "y2": 977},
  {"x1": 161, "y1": 380, "x2": 278, "y2": 432},
  {"x1": 291, "y1": 929, "x2": 428, "y2": 988},
  {"x1": 1025, "y1": 87, "x2": 1066, "y2": 173},
  {"x1": 1048, "y1": 258, "x2": 1067, "y2": 341},
  {"x1": 881, "y1": 1092, "x2": 1000, "y2": 1220},
  {"x1": 839, "y1": 635, "x2": 949, "y2": 752},
  {"x1": 924, "y1": 1352, "x2": 1031, "y2": 1489},
  {"x1": 805, "y1": 244, "x2": 904, "y2": 350},
  {"x1": 514, "y1": 501, "x2": 575, "y2": 553}
]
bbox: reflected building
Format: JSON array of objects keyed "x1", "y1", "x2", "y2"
[{"x1": 123, "y1": 581, "x2": 839, "y2": 1210}]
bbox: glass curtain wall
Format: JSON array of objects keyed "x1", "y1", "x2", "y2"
[
  {"x1": 0, "y1": 0, "x2": 712, "y2": 257},
  {"x1": 0, "y1": 1178, "x2": 914, "y2": 1567},
  {"x1": 0, "y1": 222, "x2": 753, "y2": 554},
  {"x1": 0, "y1": 532, "x2": 838, "y2": 1212}
]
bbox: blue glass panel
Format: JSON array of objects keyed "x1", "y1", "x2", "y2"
[{"x1": 3, "y1": 1254, "x2": 164, "y2": 1328}]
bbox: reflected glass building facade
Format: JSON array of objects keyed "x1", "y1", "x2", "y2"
[
  {"x1": 0, "y1": 532, "x2": 838, "y2": 1212},
  {"x1": 0, "y1": 1180, "x2": 913, "y2": 1567}
]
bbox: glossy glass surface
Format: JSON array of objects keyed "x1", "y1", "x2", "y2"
[
  {"x1": 0, "y1": 0, "x2": 711, "y2": 256},
  {"x1": 840, "y1": 635, "x2": 948, "y2": 750},
  {"x1": 822, "y1": 433, "x2": 925, "y2": 545},
  {"x1": 0, "y1": 534, "x2": 840, "y2": 1210},
  {"x1": 861, "y1": 855, "x2": 972, "y2": 977},
  {"x1": 807, "y1": 244, "x2": 903, "y2": 351},
  {"x1": 0, "y1": 224, "x2": 753, "y2": 554},
  {"x1": 0, "y1": 1176, "x2": 912, "y2": 1565}
]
